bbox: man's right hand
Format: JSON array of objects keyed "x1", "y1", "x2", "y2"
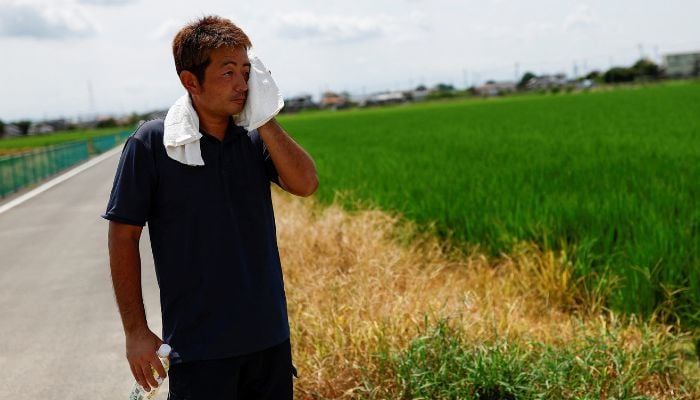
[{"x1": 126, "y1": 328, "x2": 167, "y2": 392}]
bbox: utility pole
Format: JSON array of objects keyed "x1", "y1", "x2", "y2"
[
  {"x1": 87, "y1": 80, "x2": 96, "y2": 119},
  {"x1": 653, "y1": 45, "x2": 660, "y2": 64}
]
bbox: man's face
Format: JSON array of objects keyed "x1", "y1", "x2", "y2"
[{"x1": 197, "y1": 46, "x2": 250, "y2": 117}]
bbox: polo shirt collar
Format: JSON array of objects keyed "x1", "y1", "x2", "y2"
[{"x1": 198, "y1": 117, "x2": 247, "y2": 144}]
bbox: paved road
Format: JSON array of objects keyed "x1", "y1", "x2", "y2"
[{"x1": 0, "y1": 150, "x2": 169, "y2": 399}]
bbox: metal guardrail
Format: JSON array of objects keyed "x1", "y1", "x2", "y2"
[{"x1": 0, "y1": 131, "x2": 131, "y2": 198}]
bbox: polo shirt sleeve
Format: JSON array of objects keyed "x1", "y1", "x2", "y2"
[
  {"x1": 249, "y1": 129, "x2": 280, "y2": 186},
  {"x1": 261, "y1": 140, "x2": 280, "y2": 186},
  {"x1": 101, "y1": 136, "x2": 156, "y2": 226}
]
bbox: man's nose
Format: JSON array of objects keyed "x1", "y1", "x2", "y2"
[{"x1": 235, "y1": 74, "x2": 248, "y2": 92}]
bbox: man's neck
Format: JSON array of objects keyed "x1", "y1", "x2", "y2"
[
  {"x1": 199, "y1": 116, "x2": 229, "y2": 142},
  {"x1": 191, "y1": 98, "x2": 229, "y2": 141}
]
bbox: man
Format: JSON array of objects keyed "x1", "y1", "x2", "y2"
[{"x1": 102, "y1": 15, "x2": 318, "y2": 399}]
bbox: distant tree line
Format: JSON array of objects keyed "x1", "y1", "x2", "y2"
[
  {"x1": 0, "y1": 111, "x2": 153, "y2": 138},
  {"x1": 600, "y1": 58, "x2": 661, "y2": 83},
  {"x1": 0, "y1": 119, "x2": 33, "y2": 136},
  {"x1": 517, "y1": 58, "x2": 664, "y2": 89},
  {"x1": 572, "y1": 58, "x2": 663, "y2": 84},
  {"x1": 428, "y1": 57, "x2": 670, "y2": 102}
]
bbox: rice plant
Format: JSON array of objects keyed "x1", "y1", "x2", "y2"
[{"x1": 279, "y1": 81, "x2": 700, "y2": 328}]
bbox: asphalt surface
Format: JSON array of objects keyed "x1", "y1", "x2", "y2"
[{"x1": 0, "y1": 150, "x2": 169, "y2": 399}]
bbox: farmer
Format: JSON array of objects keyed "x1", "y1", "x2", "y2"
[{"x1": 102, "y1": 15, "x2": 318, "y2": 399}]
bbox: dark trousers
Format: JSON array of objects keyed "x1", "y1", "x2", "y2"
[{"x1": 167, "y1": 338, "x2": 297, "y2": 400}]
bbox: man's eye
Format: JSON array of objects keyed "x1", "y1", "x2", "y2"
[{"x1": 223, "y1": 71, "x2": 233, "y2": 77}]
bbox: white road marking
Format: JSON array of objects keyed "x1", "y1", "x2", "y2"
[{"x1": 0, "y1": 145, "x2": 123, "y2": 215}]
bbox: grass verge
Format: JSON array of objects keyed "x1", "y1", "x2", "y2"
[
  {"x1": 0, "y1": 126, "x2": 128, "y2": 154},
  {"x1": 273, "y1": 190, "x2": 699, "y2": 399}
]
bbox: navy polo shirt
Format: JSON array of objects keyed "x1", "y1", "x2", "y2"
[{"x1": 102, "y1": 119, "x2": 290, "y2": 363}]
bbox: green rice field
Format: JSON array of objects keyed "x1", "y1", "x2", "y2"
[{"x1": 278, "y1": 81, "x2": 700, "y2": 328}]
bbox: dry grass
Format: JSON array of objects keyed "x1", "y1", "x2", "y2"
[{"x1": 273, "y1": 190, "x2": 699, "y2": 399}]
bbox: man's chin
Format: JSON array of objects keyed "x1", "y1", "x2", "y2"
[{"x1": 229, "y1": 104, "x2": 245, "y2": 116}]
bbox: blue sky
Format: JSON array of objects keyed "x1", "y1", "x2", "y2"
[{"x1": 1, "y1": 0, "x2": 699, "y2": 120}]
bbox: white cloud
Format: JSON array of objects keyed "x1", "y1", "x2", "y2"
[
  {"x1": 0, "y1": 0, "x2": 95, "y2": 39},
  {"x1": 150, "y1": 18, "x2": 181, "y2": 41},
  {"x1": 563, "y1": 4, "x2": 598, "y2": 32},
  {"x1": 77, "y1": 0, "x2": 135, "y2": 5},
  {"x1": 522, "y1": 21, "x2": 557, "y2": 39},
  {"x1": 470, "y1": 23, "x2": 514, "y2": 40},
  {"x1": 271, "y1": 11, "x2": 430, "y2": 44},
  {"x1": 274, "y1": 12, "x2": 384, "y2": 43},
  {"x1": 470, "y1": 5, "x2": 590, "y2": 42}
]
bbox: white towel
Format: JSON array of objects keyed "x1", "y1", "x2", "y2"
[
  {"x1": 163, "y1": 94, "x2": 204, "y2": 166},
  {"x1": 235, "y1": 53, "x2": 285, "y2": 132},
  {"x1": 163, "y1": 52, "x2": 284, "y2": 166}
]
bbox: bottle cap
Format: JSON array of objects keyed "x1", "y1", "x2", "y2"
[{"x1": 157, "y1": 344, "x2": 172, "y2": 358}]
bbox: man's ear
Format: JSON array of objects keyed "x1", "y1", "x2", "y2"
[{"x1": 179, "y1": 71, "x2": 202, "y2": 95}]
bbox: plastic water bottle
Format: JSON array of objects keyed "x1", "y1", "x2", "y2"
[{"x1": 128, "y1": 344, "x2": 172, "y2": 400}]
